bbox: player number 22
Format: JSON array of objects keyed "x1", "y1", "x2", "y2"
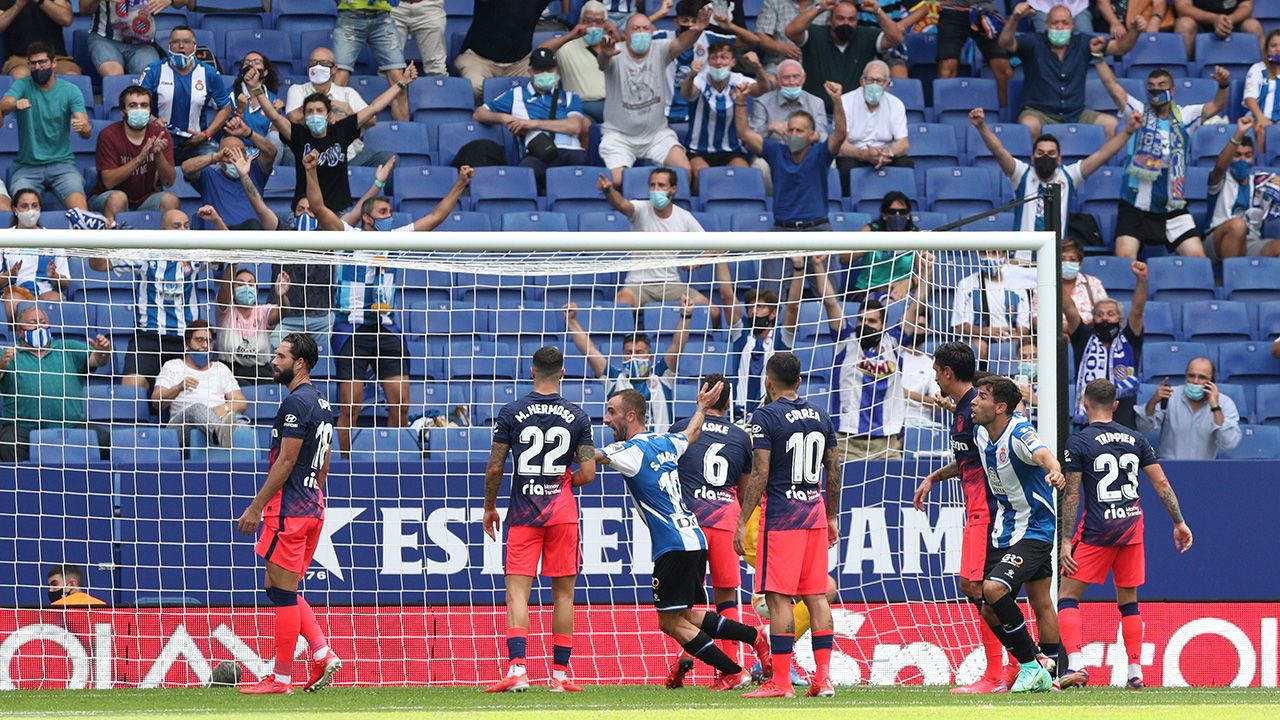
[
  {"x1": 784, "y1": 431, "x2": 824, "y2": 485},
  {"x1": 1093, "y1": 452, "x2": 1140, "y2": 502},
  {"x1": 516, "y1": 426, "x2": 572, "y2": 476}
]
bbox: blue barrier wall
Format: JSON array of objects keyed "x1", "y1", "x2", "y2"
[{"x1": 0, "y1": 460, "x2": 1273, "y2": 607}]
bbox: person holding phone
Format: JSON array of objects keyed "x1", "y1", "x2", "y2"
[{"x1": 1137, "y1": 357, "x2": 1242, "y2": 460}]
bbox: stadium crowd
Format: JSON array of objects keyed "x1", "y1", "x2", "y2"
[{"x1": 0, "y1": 0, "x2": 1279, "y2": 466}]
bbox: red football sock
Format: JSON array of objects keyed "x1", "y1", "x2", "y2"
[
  {"x1": 274, "y1": 603, "x2": 300, "y2": 680},
  {"x1": 812, "y1": 630, "x2": 833, "y2": 679},
  {"x1": 718, "y1": 602, "x2": 740, "y2": 665},
  {"x1": 980, "y1": 619, "x2": 1006, "y2": 681},
  {"x1": 296, "y1": 596, "x2": 328, "y2": 656},
  {"x1": 1059, "y1": 605, "x2": 1083, "y2": 657},
  {"x1": 1121, "y1": 612, "x2": 1143, "y2": 664}
]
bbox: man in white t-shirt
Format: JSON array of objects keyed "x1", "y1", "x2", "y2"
[
  {"x1": 152, "y1": 321, "x2": 248, "y2": 447},
  {"x1": 284, "y1": 47, "x2": 388, "y2": 168},
  {"x1": 597, "y1": 8, "x2": 714, "y2": 185},
  {"x1": 836, "y1": 60, "x2": 910, "y2": 188},
  {"x1": 951, "y1": 250, "x2": 1033, "y2": 361},
  {"x1": 596, "y1": 168, "x2": 714, "y2": 323}
]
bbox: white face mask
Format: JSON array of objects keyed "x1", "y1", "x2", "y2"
[
  {"x1": 16, "y1": 210, "x2": 40, "y2": 228},
  {"x1": 309, "y1": 64, "x2": 332, "y2": 85}
]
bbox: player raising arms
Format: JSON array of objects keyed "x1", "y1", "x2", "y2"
[
  {"x1": 598, "y1": 382, "x2": 771, "y2": 692},
  {"x1": 482, "y1": 346, "x2": 596, "y2": 693},
  {"x1": 664, "y1": 372, "x2": 753, "y2": 689},
  {"x1": 913, "y1": 342, "x2": 1010, "y2": 693},
  {"x1": 735, "y1": 352, "x2": 841, "y2": 699},
  {"x1": 237, "y1": 333, "x2": 340, "y2": 695},
  {"x1": 971, "y1": 376, "x2": 1066, "y2": 694},
  {"x1": 1057, "y1": 379, "x2": 1193, "y2": 691}
]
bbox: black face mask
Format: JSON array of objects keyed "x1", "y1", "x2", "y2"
[
  {"x1": 49, "y1": 588, "x2": 67, "y2": 604},
  {"x1": 31, "y1": 68, "x2": 53, "y2": 86},
  {"x1": 833, "y1": 24, "x2": 855, "y2": 43},
  {"x1": 1093, "y1": 321, "x2": 1120, "y2": 342},
  {"x1": 1033, "y1": 155, "x2": 1058, "y2": 179},
  {"x1": 883, "y1": 214, "x2": 910, "y2": 232},
  {"x1": 858, "y1": 327, "x2": 882, "y2": 351},
  {"x1": 750, "y1": 312, "x2": 775, "y2": 331}
]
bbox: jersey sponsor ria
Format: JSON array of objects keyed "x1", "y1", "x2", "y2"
[
  {"x1": 493, "y1": 391, "x2": 593, "y2": 527},
  {"x1": 1064, "y1": 420, "x2": 1158, "y2": 546},
  {"x1": 951, "y1": 387, "x2": 995, "y2": 525},
  {"x1": 750, "y1": 396, "x2": 838, "y2": 531},
  {"x1": 265, "y1": 383, "x2": 333, "y2": 519},
  {"x1": 604, "y1": 432, "x2": 706, "y2": 561},
  {"x1": 670, "y1": 416, "x2": 752, "y2": 530},
  {"x1": 975, "y1": 416, "x2": 1055, "y2": 547}
]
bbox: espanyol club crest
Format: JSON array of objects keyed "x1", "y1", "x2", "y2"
[
  {"x1": 132, "y1": 15, "x2": 151, "y2": 36},
  {"x1": 115, "y1": 1, "x2": 130, "y2": 18},
  {"x1": 195, "y1": 79, "x2": 205, "y2": 93},
  {"x1": 996, "y1": 446, "x2": 1008, "y2": 466}
]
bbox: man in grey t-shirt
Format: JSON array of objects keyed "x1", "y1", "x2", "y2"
[{"x1": 597, "y1": 8, "x2": 712, "y2": 186}]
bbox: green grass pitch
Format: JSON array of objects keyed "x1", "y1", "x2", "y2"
[{"x1": 3, "y1": 686, "x2": 1279, "y2": 719}]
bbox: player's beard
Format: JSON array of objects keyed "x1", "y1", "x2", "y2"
[{"x1": 273, "y1": 364, "x2": 294, "y2": 385}]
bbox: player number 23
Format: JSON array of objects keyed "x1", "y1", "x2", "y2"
[
  {"x1": 1093, "y1": 452, "x2": 1140, "y2": 502},
  {"x1": 784, "y1": 431, "x2": 825, "y2": 486}
]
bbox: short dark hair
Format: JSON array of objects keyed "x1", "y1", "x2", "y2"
[
  {"x1": 532, "y1": 345, "x2": 564, "y2": 378},
  {"x1": 1083, "y1": 378, "x2": 1116, "y2": 409},
  {"x1": 879, "y1": 190, "x2": 913, "y2": 213},
  {"x1": 675, "y1": 0, "x2": 707, "y2": 18},
  {"x1": 47, "y1": 563, "x2": 84, "y2": 583},
  {"x1": 25, "y1": 41, "x2": 53, "y2": 60},
  {"x1": 707, "y1": 39, "x2": 734, "y2": 56},
  {"x1": 648, "y1": 167, "x2": 678, "y2": 189},
  {"x1": 1147, "y1": 68, "x2": 1174, "y2": 83},
  {"x1": 702, "y1": 373, "x2": 729, "y2": 411},
  {"x1": 118, "y1": 84, "x2": 152, "y2": 113},
  {"x1": 282, "y1": 332, "x2": 319, "y2": 371},
  {"x1": 621, "y1": 332, "x2": 652, "y2": 351},
  {"x1": 611, "y1": 388, "x2": 647, "y2": 422},
  {"x1": 861, "y1": 294, "x2": 885, "y2": 321},
  {"x1": 302, "y1": 92, "x2": 333, "y2": 113},
  {"x1": 1034, "y1": 134, "x2": 1061, "y2": 153},
  {"x1": 933, "y1": 342, "x2": 976, "y2": 382},
  {"x1": 976, "y1": 375, "x2": 1021, "y2": 417},
  {"x1": 743, "y1": 288, "x2": 778, "y2": 306},
  {"x1": 787, "y1": 109, "x2": 816, "y2": 131},
  {"x1": 766, "y1": 351, "x2": 801, "y2": 388},
  {"x1": 170, "y1": 24, "x2": 197, "y2": 39},
  {"x1": 972, "y1": 369, "x2": 996, "y2": 383},
  {"x1": 183, "y1": 319, "x2": 211, "y2": 344},
  {"x1": 361, "y1": 195, "x2": 392, "y2": 219},
  {"x1": 1240, "y1": 135, "x2": 1255, "y2": 149}
]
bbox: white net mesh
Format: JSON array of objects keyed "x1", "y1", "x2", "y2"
[{"x1": 0, "y1": 233, "x2": 1052, "y2": 688}]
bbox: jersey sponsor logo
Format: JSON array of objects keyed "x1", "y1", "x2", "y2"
[
  {"x1": 1103, "y1": 504, "x2": 1143, "y2": 521},
  {"x1": 857, "y1": 356, "x2": 897, "y2": 379}
]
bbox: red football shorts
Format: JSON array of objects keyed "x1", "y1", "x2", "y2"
[
  {"x1": 1067, "y1": 541, "x2": 1145, "y2": 587},
  {"x1": 704, "y1": 527, "x2": 741, "y2": 589},
  {"x1": 961, "y1": 521, "x2": 990, "y2": 583},
  {"x1": 505, "y1": 523, "x2": 580, "y2": 578},
  {"x1": 756, "y1": 526, "x2": 828, "y2": 596},
  {"x1": 255, "y1": 515, "x2": 324, "y2": 574}
]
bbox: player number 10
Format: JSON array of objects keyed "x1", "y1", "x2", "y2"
[{"x1": 784, "y1": 431, "x2": 824, "y2": 485}]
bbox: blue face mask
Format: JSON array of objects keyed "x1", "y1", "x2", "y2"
[
  {"x1": 629, "y1": 32, "x2": 652, "y2": 54},
  {"x1": 585, "y1": 27, "x2": 605, "y2": 46},
  {"x1": 126, "y1": 109, "x2": 151, "y2": 130},
  {"x1": 1148, "y1": 89, "x2": 1172, "y2": 107},
  {"x1": 372, "y1": 216, "x2": 396, "y2": 232},
  {"x1": 708, "y1": 65, "x2": 731, "y2": 83},
  {"x1": 292, "y1": 213, "x2": 318, "y2": 232},
  {"x1": 1019, "y1": 362, "x2": 1038, "y2": 381},
  {"x1": 863, "y1": 83, "x2": 885, "y2": 105},
  {"x1": 23, "y1": 327, "x2": 50, "y2": 349},
  {"x1": 305, "y1": 114, "x2": 328, "y2": 135},
  {"x1": 169, "y1": 52, "x2": 195, "y2": 71},
  {"x1": 188, "y1": 351, "x2": 209, "y2": 368},
  {"x1": 780, "y1": 85, "x2": 802, "y2": 101},
  {"x1": 1061, "y1": 260, "x2": 1080, "y2": 279},
  {"x1": 533, "y1": 72, "x2": 558, "y2": 91},
  {"x1": 625, "y1": 357, "x2": 651, "y2": 378},
  {"x1": 981, "y1": 256, "x2": 1005, "y2": 275},
  {"x1": 1184, "y1": 383, "x2": 1205, "y2": 401},
  {"x1": 222, "y1": 163, "x2": 240, "y2": 179},
  {"x1": 235, "y1": 285, "x2": 258, "y2": 306},
  {"x1": 649, "y1": 189, "x2": 672, "y2": 210},
  {"x1": 1230, "y1": 159, "x2": 1251, "y2": 182}
]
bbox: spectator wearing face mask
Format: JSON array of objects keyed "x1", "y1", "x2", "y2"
[
  {"x1": 179, "y1": 116, "x2": 278, "y2": 230},
  {"x1": 564, "y1": 312, "x2": 693, "y2": 433},
  {"x1": 1015, "y1": 339, "x2": 1039, "y2": 423},
  {"x1": 970, "y1": 105, "x2": 1138, "y2": 238},
  {"x1": 842, "y1": 191, "x2": 919, "y2": 301},
  {"x1": 46, "y1": 563, "x2": 104, "y2": 607},
  {"x1": 836, "y1": 59, "x2": 910, "y2": 189},
  {"x1": 1059, "y1": 238, "x2": 1106, "y2": 325},
  {"x1": 1204, "y1": 115, "x2": 1280, "y2": 260},
  {"x1": 716, "y1": 262, "x2": 806, "y2": 418},
  {"x1": 153, "y1": 321, "x2": 248, "y2": 448},
  {"x1": 751, "y1": 59, "x2": 829, "y2": 144},
  {"x1": 213, "y1": 264, "x2": 292, "y2": 385},
  {"x1": 680, "y1": 43, "x2": 770, "y2": 193},
  {"x1": 286, "y1": 47, "x2": 389, "y2": 169},
  {"x1": 90, "y1": 84, "x2": 180, "y2": 225},
  {"x1": 785, "y1": 0, "x2": 903, "y2": 113},
  {"x1": 952, "y1": 251, "x2": 1033, "y2": 362},
  {"x1": 898, "y1": 292, "x2": 944, "y2": 429},
  {"x1": 1064, "y1": 261, "x2": 1148, "y2": 431},
  {"x1": 1137, "y1": 357, "x2": 1241, "y2": 460},
  {"x1": 1, "y1": 189, "x2": 71, "y2": 320},
  {"x1": 1244, "y1": 30, "x2": 1280, "y2": 158},
  {"x1": 540, "y1": 0, "x2": 614, "y2": 122},
  {"x1": 139, "y1": 26, "x2": 233, "y2": 164}
]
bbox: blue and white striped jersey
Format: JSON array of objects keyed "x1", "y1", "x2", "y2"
[
  {"x1": 1120, "y1": 95, "x2": 1205, "y2": 214},
  {"x1": 604, "y1": 358, "x2": 676, "y2": 433},
  {"x1": 110, "y1": 259, "x2": 205, "y2": 336},
  {"x1": 334, "y1": 250, "x2": 398, "y2": 328},
  {"x1": 685, "y1": 70, "x2": 754, "y2": 154},
  {"x1": 832, "y1": 320, "x2": 904, "y2": 436},
  {"x1": 975, "y1": 416, "x2": 1056, "y2": 547},
  {"x1": 1008, "y1": 158, "x2": 1084, "y2": 235},
  {"x1": 604, "y1": 431, "x2": 706, "y2": 562}
]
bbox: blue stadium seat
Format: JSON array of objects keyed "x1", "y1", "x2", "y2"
[
  {"x1": 362, "y1": 122, "x2": 433, "y2": 166},
  {"x1": 472, "y1": 382, "x2": 518, "y2": 426},
  {"x1": 447, "y1": 339, "x2": 518, "y2": 378},
  {"x1": 642, "y1": 304, "x2": 712, "y2": 337},
  {"x1": 277, "y1": 14, "x2": 335, "y2": 41},
  {"x1": 1125, "y1": 32, "x2": 1189, "y2": 78},
  {"x1": 27, "y1": 428, "x2": 102, "y2": 466},
  {"x1": 893, "y1": 77, "x2": 928, "y2": 124},
  {"x1": 908, "y1": 123, "x2": 961, "y2": 193},
  {"x1": 1194, "y1": 33, "x2": 1260, "y2": 78},
  {"x1": 242, "y1": 384, "x2": 285, "y2": 423},
  {"x1": 849, "y1": 166, "x2": 915, "y2": 214},
  {"x1": 1142, "y1": 341, "x2": 1210, "y2": 383},
  {"x1": 957, "y1": 212, "x2": 1015, "y2": 231},
  {"x1": 791, "y1": 343, "x2": 835, "y2": 381},
  {"x1": 1042, "y1": 123, "x2": 1106, "y2": 165},
  {"x1": 347, "y1": 428, "x2": 423, "y2": 464},
  {"x1": 1085, "y1": 76, "x2": 1145, "y2": 114},
  {"x1": 101, "y1": 75, "x2": 138, "y2": 117},
  {"x1": 502, "y1": 211, "x2": 570, "y2": 231},
  {"x1": 409, "y1": 76, "x2": 475, "y2": 132},
  {"x1": 481, "y1": 77, "x2": 526, "y2": 106},
  {"x1": 965, "y1": 122, "x2": 1031, "y2": 170},
  {"x1": 1147, "y1": 256, "x2": 1215, "y2": 303},
  {"x1": 433, "y1": 426, "x2": 494, "y2": 462},
  {"x1": 730, "y1": 212, "x2": 773, "y2": 232},
  {"x1": 1258, "y1": 301, "x2": 1280, "y2": 340},
  {"x1": 41, "y1": 301, "x2": 90, "y2": 337},
  {"x1": 1219, "y1": 341, "x2": 1280, "y2": 388},
  {"x1": 828, "y1": 211, "x2": 872, "y2": 231},
  {"x1": 932, "y1": 78, "x2": 999, "y2": 128},
  {"x1": 1219, "y1": 382, "x2": 1253, "y2": 423},
  {"x1": 1256, "y1": 384, "x2": 1280, "y2": 426},
  {"x1": 435, "y1": 121, "x2": 505, "y2": 167},
  {"x1": 691, "y1": 211, "x2": 720, "y2": 231},
  {"x1": 436, "y1": 211, "x2": 491, "y2": 231},
  {"x1": 576, "y1": 211, "x2": 631, "y2": 232},
  {"x1": 912, "y1": 211, "x2": 948, "y2": 230},
  {"x1": 1182, "y1": 300, "x2": 1252, "y2": 343},
  {"x1": 1223, "y1": 257, "x2": 1280, "y2": 303},
  {"x1": 345, "y1": 74, "x2": 387, "y2": 107},
  {"x1": 575, "y1": 304, "x2": 635, "y2": 336},
  {"x1": 1171, "y1": 77, "x2": 1224, "y2": 111},
  {"x1": 1080, "y1": 166, "x2": 1124, "y2": 230},
  {"x1": 1192, "y1": 124, "x2": 1234, "y2": 166},
  {"x1": 1220, "y1": 425, "x2": 1280, "y2": 459},
  {"x1": 224, "y1": 30, "x2": 292, "y2": 75},
  {"x1": 546, "y1": 166, "x2": 611, "y2": 216},
  {"x1": 904, "y1": 426, "x2": 950, "y2": 457},
  {"x1": 87, "y1": 384, "x2": 149, "y2": 423},
  {"x1": 471, "y1": 166, "x2": 539, "y2": 220},
  {"x1": 1143, "y1": 300, "x2": 1179, "y2": 342},
  {"x1": 116, "y1": 210, "x2": 164, "y2": 229},
  {"x1": 925, "y1": 167, "x2": 995, "y2": 214},
  {"x1": 698, "y1": 166, "x2": 767, "y2": 216},
  {"x1": 494, "y1": 304, "x2": 564, "y2": 337},
  {"x1": 394, "y1": 165, "x2": 461, "y2": 214},
  {"x1": 278, "y1": 0, "x2": 336, "y2": 16},
  {"x1": 110, "y1": 427, "x2": 182, "y2": 467}
]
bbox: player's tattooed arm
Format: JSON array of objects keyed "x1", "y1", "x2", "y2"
[
  {"x1": 482, "y1": 442, "x2": 510, "y2": 540},
  {"x1": 572, "y1": 444, "x2": 597, "y2": 487},
  {"x1": 734, "y1": 448, "x2": 771, "y2": 555},
  {"x1": 1145, "y1": 463, "x2": 1193, "y2": 552},
  {"x1": 823, "y1": 443, "x2": 841, "y2": 522},
  {"x1": 1058, "y1": 471, "x2": 1082, "y2": 546}
]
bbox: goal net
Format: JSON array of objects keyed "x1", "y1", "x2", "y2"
[{"x1": 0, "y1": 228, "x2": 1057, "y2": 689}]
